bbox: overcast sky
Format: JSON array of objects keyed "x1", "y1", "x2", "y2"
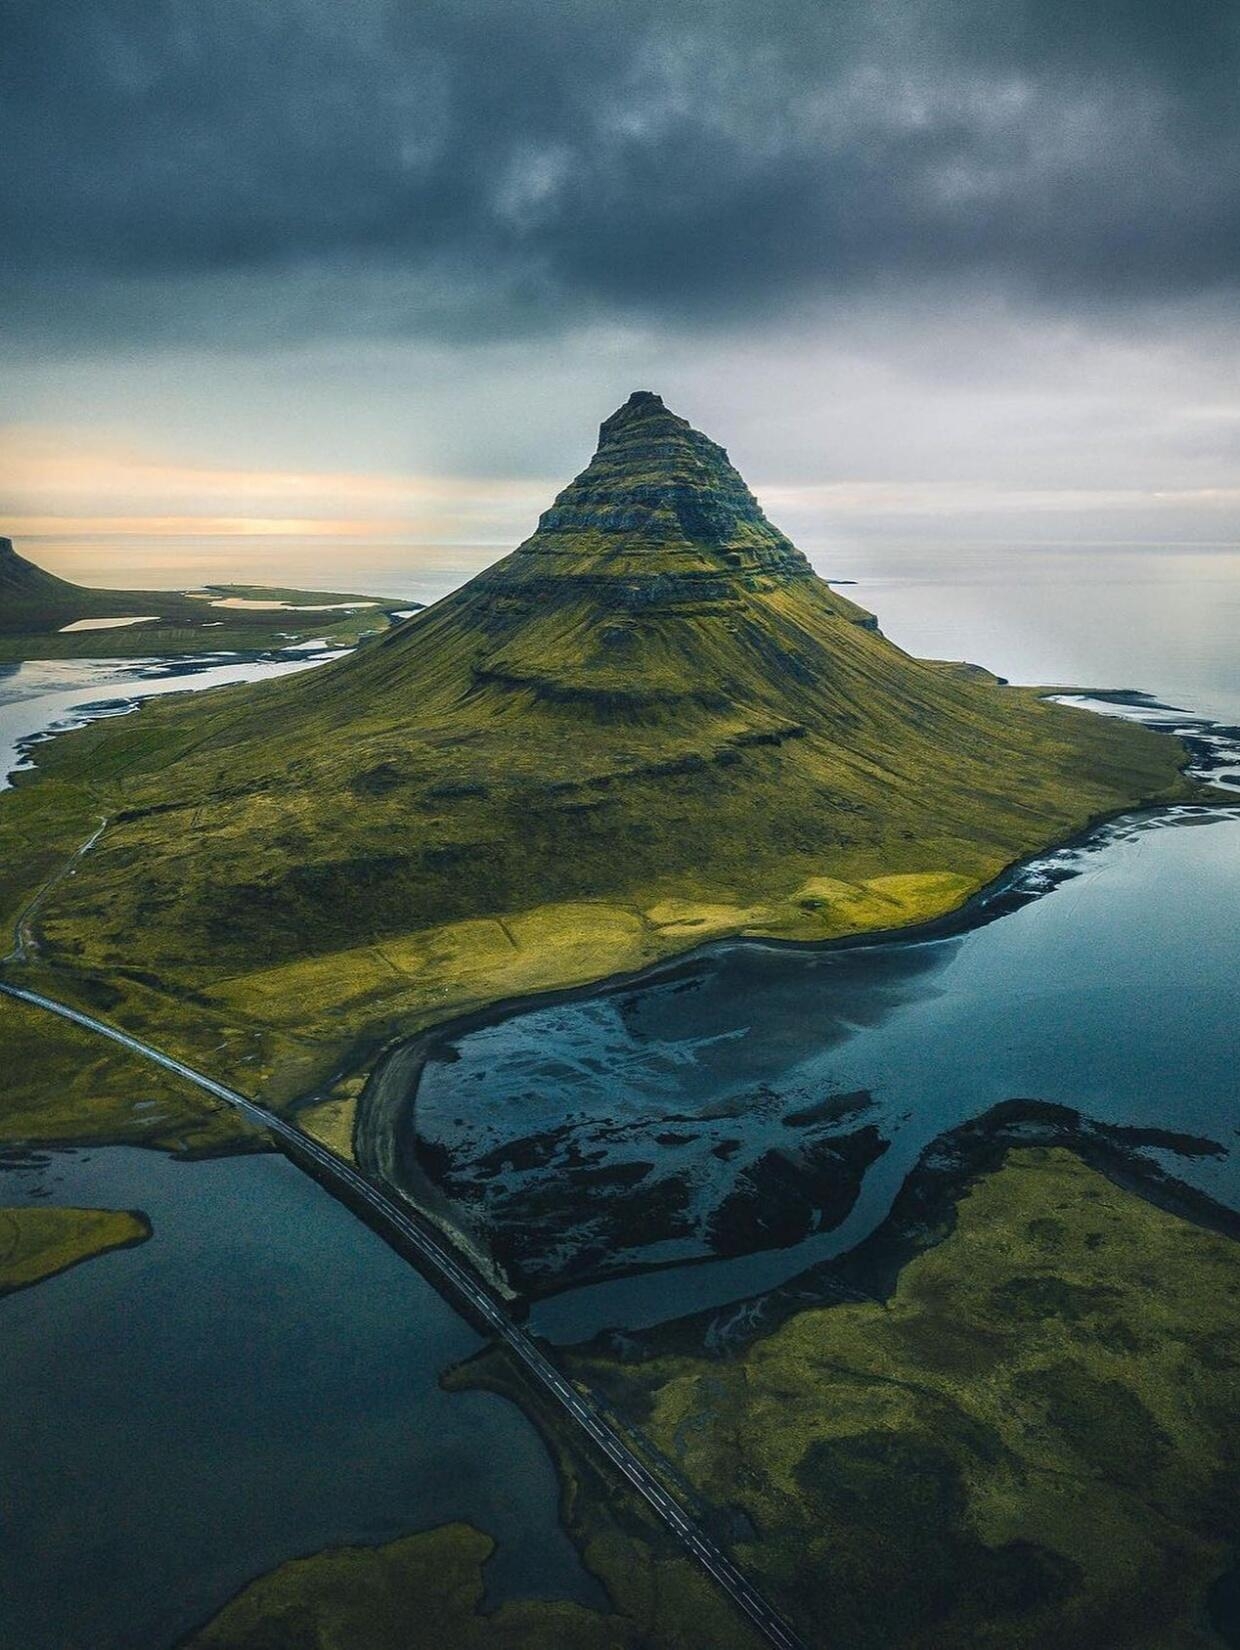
[{"x1": 2, "y1": 0, "x2": 1237, "y2": 588}]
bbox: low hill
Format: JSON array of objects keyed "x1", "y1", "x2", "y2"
[
  {"x1": 0, "y1": 535, "x2": 413, "y2": 658},
  {"x1": 2, "y1": 393, "x2": 1192, "y2": 1109},
  {"x1": 0, "y1": 536, "x2": 90, "y2": 612}
]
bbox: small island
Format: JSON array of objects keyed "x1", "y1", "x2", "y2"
[{"x1": 0, "y1": 1203, "x2": 151, "y2": 1295}]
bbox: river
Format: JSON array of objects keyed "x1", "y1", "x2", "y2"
[{"x1": 0, "y1": 650, "x2": 343, "y2": 789}]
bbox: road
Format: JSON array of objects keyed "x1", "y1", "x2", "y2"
[{"x1": 0, "y1": 978, "x2": 807, "y2": 1650}]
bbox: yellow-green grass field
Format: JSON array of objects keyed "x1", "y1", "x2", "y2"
[
  {"x1": 570, "y1": 1147, "x2": 1240, "y2": 1650},
  {"x1": 0, "y1": 1202, "x2": 151, "y2": 1295},
  {"x1": 0, "y1": 994, "x2": 260, "y2": 1155}
]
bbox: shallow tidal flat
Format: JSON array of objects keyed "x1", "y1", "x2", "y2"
[{"x1": 397, "y1": 799, "x2": 1240, "y2": 1329}]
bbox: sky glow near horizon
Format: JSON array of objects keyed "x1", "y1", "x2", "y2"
[{"x1": 1, "y1": 0, "x2": 1237, "y2": 591}]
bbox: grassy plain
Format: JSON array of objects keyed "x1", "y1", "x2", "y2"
[
  {"x1": 571, "y1": 1147, "x2": 1240, "y2": 1650},
  {"x1": 0, "y1": 994, "x2": 259, "y2": 1154},
  {"x1": 0, "y1": 1202, "x2": 150, "y2": 1294}
]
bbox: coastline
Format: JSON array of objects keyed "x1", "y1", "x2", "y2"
[
  {"x1": 352, "y1": 693, "x2": 1239, "y2": 1300},
  {"x1": 351, "y1": 788, "x2": 1233, "y2": 1287}
]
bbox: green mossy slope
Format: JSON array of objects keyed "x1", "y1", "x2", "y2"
[
  {"x1": 1, "y1": 394, "x2": 1192, "y2": 1104},
  {"x1": 573, "y1": 1147, "x2": 1240, "y2": 1650},
  {"x1": 0, "y1": 994, "x2": 260, "y2": 1154}
]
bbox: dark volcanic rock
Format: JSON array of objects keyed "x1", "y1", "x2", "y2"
[
  {"x1": 470, "y1": 390, "x2": 819, "y2": 614},
  {"x1": 707, "y1": 1125, "x2": 890, "y2": 1258}
]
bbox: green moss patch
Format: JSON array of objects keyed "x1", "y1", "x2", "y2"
[
  {"x1": 573, "y1": 1147, "x2": 1240, "y2": 1649},
  {"x1": 0, "y1": 1202, "x2": 150, "y2": 1295},
  {"x1": 0, "y1": 995, "x2": 260, "y2": 1154}
]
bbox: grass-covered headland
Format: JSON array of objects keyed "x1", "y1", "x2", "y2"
[
  {"x1": 0, "y1": 535, "x2": 412, "y2": 660},
  {"x1": 565, "y1": 1143, "x2": 1240, "y2": 1649},
  {"x1": 0, "y1": 392, "x2": 1194, "y2": 1149}
]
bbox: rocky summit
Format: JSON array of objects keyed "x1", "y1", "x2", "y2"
[
  {"x1": 0, "y1": 535, "x2": 90, "y2": 609},
  {"x1": 507, "y1": 389, "x2": 811, "y2": 574}
]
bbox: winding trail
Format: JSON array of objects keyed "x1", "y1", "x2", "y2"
[
  {"x1": 0, "y1": 977, "x2": 806, "y2": 1650},
  {"x1": 5, "y1": 816, "x2": 108, "y2": 965}
]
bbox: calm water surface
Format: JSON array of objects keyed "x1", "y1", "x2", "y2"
[
  {"x1": 0, "y1": 1147, "x2": 602, "y2": 1650},
  {"x1": 835, "y1": 545, "x2": 1240, "y2": 724}
]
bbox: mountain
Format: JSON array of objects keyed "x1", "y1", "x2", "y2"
[
  {"x1": 0, "y1": 535, "x2": 112, "y2": 617},
  {"x1": 7, "y1": 392, "x2": 1191, "y2": 1103},
  {"x1": 336, "y1": 390, "x2": 886, "y2": 726}
]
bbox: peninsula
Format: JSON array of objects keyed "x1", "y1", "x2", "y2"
[
  {"x1": 0, "y1": 392, "x2": 1192, "y2": 1150},
  {"x1": 0, "y1": 535, "x2": 414, "y2": 661}
]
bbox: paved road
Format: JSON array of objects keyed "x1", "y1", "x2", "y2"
[{"x1": 0, "y1": 978, "x2": 807, "y2": 1650}]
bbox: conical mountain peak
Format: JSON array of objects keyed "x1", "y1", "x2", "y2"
[
  {"x1": 421, "y1": 393, "x2": 865, "y2": 722},
  {"x1": 503, "y1": 392, "x2": 812, "y2": 582}
]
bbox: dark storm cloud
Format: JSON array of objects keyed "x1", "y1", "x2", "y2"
[{"x1": 2, "y1": 0, "x2": 1238, "y2": 348}]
